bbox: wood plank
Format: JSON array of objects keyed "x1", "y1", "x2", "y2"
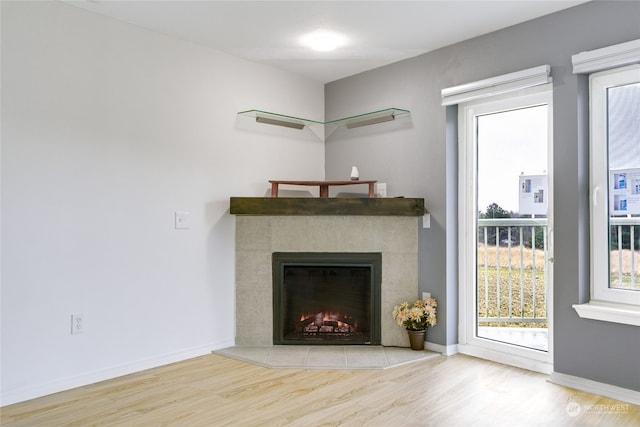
[
  {"x1": 3, "y1": 353, "x2": 639, "y2": 426},
  {"x1": 230, "y1": 197, "x2": 425, "y2": 216}
]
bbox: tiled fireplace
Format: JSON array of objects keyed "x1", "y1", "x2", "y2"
[{"x1": 231, "y1": 198, "x2": 424, "y2": 347}]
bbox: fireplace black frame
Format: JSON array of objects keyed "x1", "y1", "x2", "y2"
[{"x1": 272, "y1": 252, "x2": 382, "y2": 345}]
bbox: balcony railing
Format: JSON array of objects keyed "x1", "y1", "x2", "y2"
[
  {"x1": 609, "y1": 216, "x2": 640, "y2": 290},
  {"x1": 477, "y1": 218, "x2": 548, "y2": 326},
  {"x1": 477, "y1": 216, "x2": 640, "y2": 326}
]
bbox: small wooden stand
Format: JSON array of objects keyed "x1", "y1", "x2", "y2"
[{"x1": 269, "y1": 180, "x2": 377, "y2": 198}]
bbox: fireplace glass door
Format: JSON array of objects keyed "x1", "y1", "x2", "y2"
[{"x1": 273, "y1": 252, "x2": 381, "y2": 345}]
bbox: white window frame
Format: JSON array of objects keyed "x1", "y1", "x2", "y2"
[
  {"x1": 590, "y1": 65, "x2": 640, "y2": 306},
  {"x1": 571, "y1": 39, "x2": 640, "y2": 326}
]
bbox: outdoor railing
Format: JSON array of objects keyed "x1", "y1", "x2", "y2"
[
  {"x1": 478, "y1": 216, "x2": 640, "y2": 325},
  {"x1": 477, "y1": 218, "x2": 548, "y2": 326},
  {"x1": 609, "y1": 216, "x2": 640, "y2": 290}
]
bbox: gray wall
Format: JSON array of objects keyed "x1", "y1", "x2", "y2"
[{"x1": 325, "y1": 1, "x2": 640, "y2": 391}]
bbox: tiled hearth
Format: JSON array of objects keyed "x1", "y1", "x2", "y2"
[
  {"x1": 231, "y1": 198, "x2": 424, "y2": 348},
  {"x1": 215, "y1": 346, "x2": 440, "y2": 369}
]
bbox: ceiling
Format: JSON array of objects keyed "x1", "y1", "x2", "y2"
[{"x1": 65, "y1": 1, "x2": 589, "y2": 83}]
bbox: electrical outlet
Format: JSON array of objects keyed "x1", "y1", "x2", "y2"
[
  {"x1": 422, "y1": 292, "x2": 431, "y2": 300},
  {"x1": 71, "y1": 313, "x2": 84, "y2": 334},
  {"x1": 376, "y1": 183, "x2": 387, "y2": 198}
]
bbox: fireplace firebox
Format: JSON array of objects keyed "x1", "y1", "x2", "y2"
[{"x1": 272, "y1": 252, "x2": 381, "y2": 345}]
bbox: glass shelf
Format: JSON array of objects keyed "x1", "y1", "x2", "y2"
[
  {"x1": 237, "y1": 109, "x2": 323, "y2": 129},
  {"x1": 237, "y1": 107, "x2": 410, "y2": 130},
  {"x1": 326, "y1": 108, "x2": 410, "y2": 128}
]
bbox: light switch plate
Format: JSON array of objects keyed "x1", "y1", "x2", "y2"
[{"x1": 175, "y1": 211, "x2": 191, "y2": 229}]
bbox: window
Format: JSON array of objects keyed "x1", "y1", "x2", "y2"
[
  {"x1": 574, "y1": 62, "x2": 640, "y2": 326},
  {"x1": 590, "y1": 65, "x2": 640, "y2": 303},
  {"x1": 571, "y1": 40, "x2": 640, "y2": 326},
  {"x1": 591, "y1": 66, "x2": 640, "y2": 303}
]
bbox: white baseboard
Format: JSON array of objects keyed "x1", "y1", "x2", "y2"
[
  {"x1": 549, "y1": 371, "x2": 640, "y2": 406},
  {"x1": 425, "y1": 341, "x2": 458, "y2": 356},
  {"x1": 1, "y1": 340, "x2": 234, "y2": 407}
]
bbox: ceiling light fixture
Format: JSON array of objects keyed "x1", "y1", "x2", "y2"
[{"x1": 301, "y1": 30, "x2": 347, "y2": 52}]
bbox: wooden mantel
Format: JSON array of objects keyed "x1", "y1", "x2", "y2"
[{"x1": 229, "y1": 197, "x2": 425, "y2": 216}]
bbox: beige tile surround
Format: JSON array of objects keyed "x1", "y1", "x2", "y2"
[
  {"x1": 215, "y1": 345, "x2": 439, "y2": 369},
  {"x1": 234, "y1": 215, "x2": 419, "y2": 347}
]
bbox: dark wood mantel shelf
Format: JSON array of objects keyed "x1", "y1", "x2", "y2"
[{"x1": 230, "y1": 197, "x2": 425, "y2": 216}]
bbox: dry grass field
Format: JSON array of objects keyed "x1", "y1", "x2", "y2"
[
  {"x1": 610, "y1": 249, "x2": 640, "y2": 290},
  {"x1": 477, "y1": 266, "x2": 546, "y2": 326},
  {"x1": 477, "y1": 244, "x2": 547, "y2": 327},
  {"x1": 477, "y1": 243, "x2": 546, "y2": 269}
]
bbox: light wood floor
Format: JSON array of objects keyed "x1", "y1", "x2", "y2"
[{"x1": 2, "y1": 353, "x2": 638, "y2": 426}]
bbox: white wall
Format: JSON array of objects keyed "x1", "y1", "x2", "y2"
[{"x1": 1, "y1": 1, "x2": 324, "y2": 405}]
